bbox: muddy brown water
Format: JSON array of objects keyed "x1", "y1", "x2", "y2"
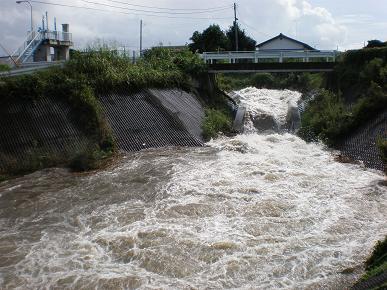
[{"x1": 0, "y1": 89, "x2": 386, "y2": 289}]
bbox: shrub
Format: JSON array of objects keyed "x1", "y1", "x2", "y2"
[
  {"x1": 377, "y1": 137, "x2": 387, "y2": 167},
  {"x1": 69, "y1": 147, "x2": 106, "y2": 172},
  {"x1": 361, "y1": 236, "x2": 387, "y2": 281},
  {"x1": 252, "y1": 73, "x2": 275, "y2": 88},
  {"x1": 0, "y1": 64, "x2": 10, "y2": 72},
  {"x1": 0, "y1": 46, "x2": 209, "y2": 176},
  {"x1": 301, "y1": 48, "x2": 387, "y2": 145},
  {"x1": 300, "y1": 90, "x2": 351, "y2": 144},
  {"x1": 202, "y1": 108, "x2": 232, "y2": 140}
]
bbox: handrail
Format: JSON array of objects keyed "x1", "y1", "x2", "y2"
[
  {"x1": 202, "y1": 50, "x2": 337, "y2": 54},
  {"x1": 10, "y1": 30, "x2": 35, "y2": 58},
  {"x1": 201, "y1": 50, "x2": 338, "y2": 63},
  {"x1": 15, "y1": 32, "x2": 42, "y2": 63}
]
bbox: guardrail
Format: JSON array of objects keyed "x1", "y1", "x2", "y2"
[
  {"x1": 0, "y1": 61, "x2": 65, "y2": 77},
  {"x1": 201, "y1": 50, "x2": 338, "y2": 63},
  {"x1": 43, "y1": 31, "x2": 72, "y2": 42}
]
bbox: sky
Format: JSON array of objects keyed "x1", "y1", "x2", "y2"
[{"x1": 0, "y1": 0, "x2": 386, "y2": 56}]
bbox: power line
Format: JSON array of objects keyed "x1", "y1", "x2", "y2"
[
  {"x1": 79, "y1": 0, "x2": 232, "y2": 15},
  {"x1": 29, "y1": 0, "x2": 232, "y2": 19},
  {"x1": 239, "y1": 19, "x2": 270, "y2": 37},
  {"x1": 102, "y1": 0, "x2": 233, "y2": 12}
]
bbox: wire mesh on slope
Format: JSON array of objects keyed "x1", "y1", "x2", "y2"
[
  {"x1": 99, "y1": 89, "x2": 204, "y2": 152},
  {"x1": 0, "y1": 98, "x2": 89, "y2": 171},
  {"x1": 336, "y1": 110, "x2": 387, "y2": 171}
]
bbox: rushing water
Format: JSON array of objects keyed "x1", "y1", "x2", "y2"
[{"x1": 0, "y1": 89, "x2": 386, "y2": 289}]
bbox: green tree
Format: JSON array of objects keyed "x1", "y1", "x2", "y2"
[
  {"x1": 366, "y1": 40, "x2": 386, "y2": 48},
  {"x1": 188, "y1": 24, "x2": 230, "y2": 53},
  {"x1": 226, "y1": 24, "x2": 256, "y2": 51}
]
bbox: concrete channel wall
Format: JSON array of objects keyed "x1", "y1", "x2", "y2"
[
  {"x1": 337, "y1": 110, "x2": 387, "y2": 171},
  {"x1": 99, "y1": 89, "x2": 204, "y2": 151},
  {"x1": 0, "y1": 97, "x2": 89, "y2": 171},
  {"x1": 0, "y1": 89, "x2": 204, "y2": 172}
]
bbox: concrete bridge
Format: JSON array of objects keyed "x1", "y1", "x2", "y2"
[
  {"x1": 207, "y1": 62, "x2": 335, "y2": 73},
  {"x1": 201, "y1": 50, "x2": 337, "y2": 73}
]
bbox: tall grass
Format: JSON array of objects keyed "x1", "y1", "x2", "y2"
[
  {"x1": 0, "y1": 47, "x2": 205, "y2": 175},
  {"x1": 300, "y1": 48, "x2": 387, "y2": 145},
  {"x1": 202, "y1": 108, "x2": 232, "y2": 141},
  {"x1": 217, "y1": 72, "x2": 324, "y2": 93}
]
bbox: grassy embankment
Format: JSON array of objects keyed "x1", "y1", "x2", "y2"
[
  {"x1": 299, "y1": 47, "x2": 387, "y2": 147},
  {"x1": 0, "y1": 47, "x2": 231, "y2": 178},
  {"x1": 0, "y1": 64, "x2": 10, "y2": 72},
  {"x1": 356, "y1": 236, "x2": 387, "y2": 289}
]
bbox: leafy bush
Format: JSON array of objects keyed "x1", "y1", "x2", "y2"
[
  {"x1": 301, "y1": 48, "x2": 387, "y2": 145},
  {"x1": 252, "y1": 73, "x2": 275, "y2": 88},
  {"x1": 0, "y1": 64, "x2": 10, "y2": 72},
  {"x1": 366, "y1": 40, "x2": 387, "y2": 48},
  {"x1": 69, "y1": 145, "x2": 112, "y2": 172},
  {"x1": 216, "y1": 72, "x2": 324, "y2": 92},
  {"x1": 360, "y1": 236, "x2": 387, "y2": 282},
  {"x1": 66, "y1": 49, "x2": 191, "y2": 93},
  {"x1": 0, "y1": 149, "x2": 66, "y2": 176},
  {"x1": 202, "y1": 108, "x2": 232, "y2": 141},
  {"x1": 377, "y1": 138, "x2": 387, "y2": 171},
  {"x1": 300, "y1": 90, "x2": 351, "y2": 144},
  {"x1": 0, "y1": 47, "x2": 209, "y2": 175}
]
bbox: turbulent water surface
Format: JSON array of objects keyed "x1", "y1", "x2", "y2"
[{"x1": 0, "y1": 88, "x2": 386, "y2": 289}]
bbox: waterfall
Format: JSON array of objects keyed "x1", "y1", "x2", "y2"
[{"x1": 232, "y1": 87, "x2": 302, "y2": 133}]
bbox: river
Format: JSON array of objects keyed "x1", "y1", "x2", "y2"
[{"x1": 0, "y1": 88, "x2": 386, "y2": 289}]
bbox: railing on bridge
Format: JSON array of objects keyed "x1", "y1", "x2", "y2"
[
  {"x1": 201, "y1": 50, "x2": 338, "y2": 64},
  {"x1": 42, "y1": 30, "x2": 73, "y2": 43}
]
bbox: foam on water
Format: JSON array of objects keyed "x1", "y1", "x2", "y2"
[
  {"x1": 234, "y1": 87, "x2": 302, "y2": 133},
  {"x1": 0, "y1": 89, "x2": 386, "y2": 289}
]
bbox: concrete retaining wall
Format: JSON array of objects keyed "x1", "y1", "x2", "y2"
[
  {"x1": 99, "y1": 89, "x2": 204, "y2": 151},
  {"x1": 337, "y1": 110, "x2": 387, "y2": 171},
  {"x1": 0, "y1": 88, "x2": 205, "y2": 171},
  {"x1": 0, "y1": 97, "x2": 89, "y2": 171}
]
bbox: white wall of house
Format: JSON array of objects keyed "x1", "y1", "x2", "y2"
[{"x1": 258, "y1": 38, "x2": 306, "y2": 50}]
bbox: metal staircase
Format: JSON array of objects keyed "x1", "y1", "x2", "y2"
[{"x1": 10, "y1": 31, "x2": 43, "y2": 65}]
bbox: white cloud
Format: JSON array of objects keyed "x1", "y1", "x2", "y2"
[{"x1": 0, "y1": 0, "x2": 385, "y2": 55}]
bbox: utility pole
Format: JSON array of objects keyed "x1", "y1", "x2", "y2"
[
  {"x1": 140, "y1": 19, "x2": 143, "y2": 56},
  {"x1": 45, "y1": 11, "x2": 48, "y2": 30},
  {"x1": 234, "y1": 2, "x2": 238, "y2": 52}
]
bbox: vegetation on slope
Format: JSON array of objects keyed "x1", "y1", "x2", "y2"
[
  {"x1": 354, "y1": 236, "x2": 387, "y2": 289},
  {"x1": 377, "y1": 138, "x2": 387, "y2": 173},
  {"x1": 0, "y1": 47, "x2": 206, "y2": 176},
  {"x1": 300, "y1": 47, "x2": 387, "y2": 145},
  {"x1": 202, "y1": 108, "x2": 232, "y2": 141},
  {"x1": 217, "y1": 72, "x2": 324, "y2": 93},
  {"x1": 0, "y1": 64, "x2": 10, "y2": 72}
]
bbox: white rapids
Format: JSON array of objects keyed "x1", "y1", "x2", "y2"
[{"x1": 0, "y1": 88, "x2": 386, "y2": 289}]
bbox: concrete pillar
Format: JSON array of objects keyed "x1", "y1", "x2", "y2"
[
  {"x1": 34, "y1": 44, "x2": 51, "y2": 62},
  {"x1": 55, "y1": 46, "x2": 70, "y2": 61}
]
